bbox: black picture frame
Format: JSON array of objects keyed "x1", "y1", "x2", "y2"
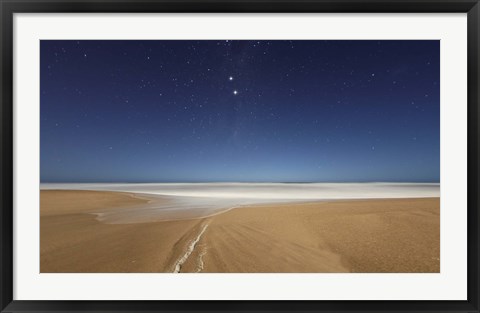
[{"x1": 1, "y1": 1, "x2": 479, "y2": 312}]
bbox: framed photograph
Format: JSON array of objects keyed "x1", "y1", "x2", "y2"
[{"x1": 1, "y1": 0, "x2": 479, "y2": 312}]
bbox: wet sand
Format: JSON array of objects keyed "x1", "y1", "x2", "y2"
[{"x1": 40, "y1": 190, "x2": 439, "y2": 273}]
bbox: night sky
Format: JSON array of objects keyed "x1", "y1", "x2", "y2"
[{"x1": 40, "y1": 40, "x2": 439, "y2": 183}]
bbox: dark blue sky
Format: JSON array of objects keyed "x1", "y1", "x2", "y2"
[{"x1": 40, "y1": 40, "x2": 439, "y2": 183}]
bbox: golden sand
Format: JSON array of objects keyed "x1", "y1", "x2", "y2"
[
  {"x1": 40, "y1": 190, "x2": 439, "y2": 273},
  {"x1": 40, "y1": 190, "x2": 205, "y2": 272}
]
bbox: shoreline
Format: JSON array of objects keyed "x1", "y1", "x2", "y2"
[{"x1": 41, "y1": 188, "x2": 439, "y2": 223}]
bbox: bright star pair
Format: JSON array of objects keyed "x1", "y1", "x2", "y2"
[{"x1": 229, "y1": 76, "x2": 238, "y2": 95}]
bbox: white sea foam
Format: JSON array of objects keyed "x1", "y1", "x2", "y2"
[
  {"x1": 40, "y1": 182, "x2": 440, "y2": 223},
  {"x1": 173, "y1": 223, "x2": 209, "y2": 273},
  {"x1": 41, "y1": 182, "x2": 439, "y2": 200}
]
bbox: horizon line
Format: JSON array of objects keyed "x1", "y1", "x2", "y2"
[{"x1": 40, "y1": 181, "x2": 440, "y2": 184}]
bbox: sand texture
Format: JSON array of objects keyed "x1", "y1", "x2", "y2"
[
  {"x1": 40, "y1": 190, "x2": 206, "y2": 272},
  {"x1": 40, "y1": 190, "x2": 439, "y2": 273}
]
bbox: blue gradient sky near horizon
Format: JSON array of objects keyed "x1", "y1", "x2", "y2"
[{"x1": 40, "y1": 40, "x2": 439, "y2": 183}]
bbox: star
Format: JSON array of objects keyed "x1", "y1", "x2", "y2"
[
  {"x1": 229, "y1": 76, "x2": 233, "y2": 81},
  {"x1": 233, "y1": 90, "x2": 238, "y2": 95}
]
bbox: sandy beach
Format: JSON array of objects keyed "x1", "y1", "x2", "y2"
[{"x1": 40, "y1": 189, "x2": 439, "y2": 273}]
